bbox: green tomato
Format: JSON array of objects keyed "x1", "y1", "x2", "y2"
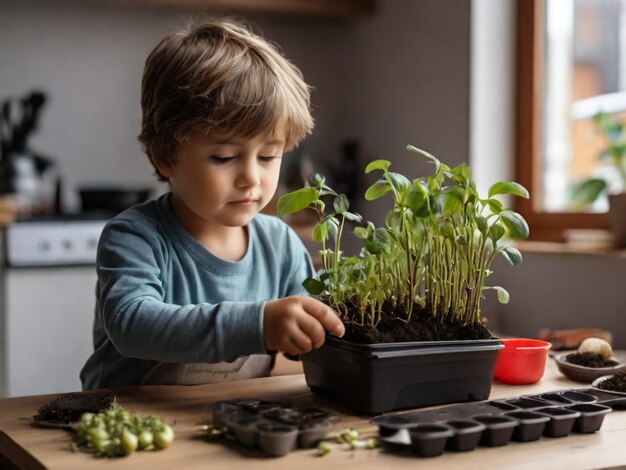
[
  {"x1": 117, "y1": 410, "x2": 132, "y2": 422},
  {"x1": 121, "y1": 430, "x2": 138, "y2": 455},
  {"x1": 96, "y1": 439, "x2": 112, "y2": 454},
  {"x1": 88, "y1": 427, "x2": 109, "y2": 446},
  {"x1": 153, "y1": 425, "x2": 175, "y2": 449},
  {"x1": 138, "y1": 430, "x2": 154, "y2": 449}
]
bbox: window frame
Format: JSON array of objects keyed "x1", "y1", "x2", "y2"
[{"x1": 515, "y1": 0, "x2": 609, "y2": 242}]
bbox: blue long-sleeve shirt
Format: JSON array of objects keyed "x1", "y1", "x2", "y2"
[{"x1": 80, "y1": 193, "x2": 314, "y2": 389}]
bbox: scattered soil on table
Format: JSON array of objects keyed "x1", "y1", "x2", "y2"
[
  {"x1": 597, "y1": 372, "x2": 626, "y2": 393},
  {"x1": 566, "y1": 352, "x2": 617, "y2": 368},
  {"x1": 338, "y1": 302, "x2": 493, "y2": 344},
  {"x1": 33, "y1": 392, "x2": 115, "y2": 424}
]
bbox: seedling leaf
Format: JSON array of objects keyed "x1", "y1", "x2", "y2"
[
  {"x1": 500, "y1": 210, "x2": 530, "y2": 240},
  {"x1": 277, "y1": 187, "x2": 318, "y2": 216},
  {"x1": 303, "y1": 278, "x2": 326, "y2": 295},
  {"x1": 488, "y1": 181, "x2": 530, "y2": 199},
  {"x1": 406, "y1": 145, "x2": 441, "y2": 174},
  {"x1": 365, "y1": 180, "x2": 392, "y2": 201},
  {"x1": 333, "y1": 194, "x2": 349, "y2": 214},
  {"x1": 364, "y1": 159, "x2": 391, "y2": 174},
  {"x1": 501, "y1": 245, "x2": 523, "y2": 266}
]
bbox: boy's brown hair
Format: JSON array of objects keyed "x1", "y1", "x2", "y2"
[{"x1": 138, "y1": 18, "x2": 314, "y2": 181}]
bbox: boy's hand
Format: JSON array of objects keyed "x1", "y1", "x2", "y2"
[{"x1": 263, "y1": 296, "x2": 345, "y2": 356}]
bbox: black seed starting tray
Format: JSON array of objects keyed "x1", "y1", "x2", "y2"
[
  {"x1": 373, "y1": 388, "x2": 626, "y2": 458},
  {"x1": 210, "y1": 399, "x2": 336, "y2": 456}
]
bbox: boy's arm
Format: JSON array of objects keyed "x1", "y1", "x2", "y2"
[
  {"x1": 264, "y1": 223, "x2": 344, "y2": 355},
  {"x1": 97, "y1": 219, "x2": 266, "y2": 363},
  {"x1": 280, "y1": 225, "x2": 316, "y2": 297}
]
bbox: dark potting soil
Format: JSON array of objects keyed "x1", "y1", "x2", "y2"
[
  {"x1": 566, "y1": 352, "x2": 615, "y2": 368},
  {"x1": 33, "y1": 392, "x2": 115, "y2": 424},
  {"x1": 341, "y1": 306, "x2": 493, "y2": 344},
  {"x1": 597, "y1": 372, "x2": 626, "y2": 393}
]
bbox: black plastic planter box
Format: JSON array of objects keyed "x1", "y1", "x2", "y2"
[{"x1": 301, "y1": 336, "x2": 503, "y2": 414}]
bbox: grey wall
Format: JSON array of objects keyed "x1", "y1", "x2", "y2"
[
  {"x1": 332, "y1": 0, "x2": 472, "y2": 225},
  {"x1": 482, "y1": 252, "x2": 626, "y2": 349},
  {"x1": 0, "y1": 0, "x2": 471, "y2": 217}
]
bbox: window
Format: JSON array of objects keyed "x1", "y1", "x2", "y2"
[{"x1": 516, "y1": 0, "x2": 626, "y2": 240}]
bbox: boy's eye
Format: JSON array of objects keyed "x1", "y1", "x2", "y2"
[
  {"x1": 210, "y1": 156, "x2": 235, "y2": 164},
  {"x1": 259, "y1": 156, "x2": 280, "y2": 163}
]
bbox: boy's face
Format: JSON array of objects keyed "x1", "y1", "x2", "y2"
[{"x1": 157, "y1": 130, "x2": 285, "y2": 230}]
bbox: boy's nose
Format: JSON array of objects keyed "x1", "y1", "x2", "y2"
[{"x1": 237, "y1": 161, "x2": 261, "y2": 187}]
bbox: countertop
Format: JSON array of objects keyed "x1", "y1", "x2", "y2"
[{"x1": 1, "y1": 358, "x2": 626, "y2": 469}]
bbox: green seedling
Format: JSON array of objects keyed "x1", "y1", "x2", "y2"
[{"x1": 278, "y1": 145, "x2": 530, "y2": 328}]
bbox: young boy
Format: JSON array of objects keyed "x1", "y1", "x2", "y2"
[{"x1": 80, "y1": 19, "x2": 344, "y2": 389}]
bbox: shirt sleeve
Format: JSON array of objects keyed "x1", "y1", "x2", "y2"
[
  {"x1": 280, "y1": 224, "x2": 316, "y2": 297},
  {"x1": 96, "y1": 219, "x2": 267, "y2": 363}
]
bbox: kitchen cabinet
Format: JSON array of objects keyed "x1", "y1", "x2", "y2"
[
  {"x1": 1, "y1": 267, "x2": 97, "y2": 397},
  {"x1": 105, "y1": 0, "x2": 376, "y2": 18},
  {"x1": 0, "y1": 220, "x2": 107, "y2": 398}
]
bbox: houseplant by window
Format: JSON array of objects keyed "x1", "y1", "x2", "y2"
[
  {"x1": 570, "y1": 111, "x2": 626, "y2": 248},
  {"x1": 278, "y1": 145, "x2": 530, "y2": 413}
]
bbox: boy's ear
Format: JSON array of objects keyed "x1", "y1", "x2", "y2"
[
  {"x1": 151, "y1": 157, "x2": 173, "y2": 179},
  {"x1": 157, "y1": 164, "x2": 173, "y2": 179}
]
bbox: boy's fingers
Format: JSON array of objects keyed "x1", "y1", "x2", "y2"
[
  {"x1": 283, "y1": 337, "x2": 302, "y2": 356},
  {"x1": 297, "y1": 313, "x2": 327, "y2": 349},
  {"x1": 287, "y1": 329, "x2": 313, "y2": 354},
  {"x1": 302, "y1": 298, "x2": 345, "y2": 338}
]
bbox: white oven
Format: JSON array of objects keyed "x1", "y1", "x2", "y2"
[{"x1": 0, "y1": 217, "x2": 107, "y2": 397}]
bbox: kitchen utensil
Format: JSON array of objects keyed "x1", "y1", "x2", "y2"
[{"x1": 0, "y1": 91, "x2": 60, "y2": 214}]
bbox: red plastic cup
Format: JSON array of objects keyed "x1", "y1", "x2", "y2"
[{"x1": 493, "y1": 338, "x2": 552, "y2": 384}]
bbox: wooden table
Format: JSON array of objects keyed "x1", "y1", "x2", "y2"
[{"x1": 1, "y1": 358, "x2": 625, "y2": 470}]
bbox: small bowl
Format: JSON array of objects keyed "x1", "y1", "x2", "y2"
[
  {"x1": 493, "y1": 339, "x2": 551, "y2": 384},
  {"x1": 554, "y1": 352, "x2": 626, "y2": 383},
  {"x1": 592, "y1": 374, "x2": 626, "y2": 396}
]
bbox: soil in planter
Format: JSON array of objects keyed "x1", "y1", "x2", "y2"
[
  {"x1": 597, "y1": 372, "x2": 626, "y2": 393},
  {"x1": 340, "y1": 303, "x2": 492, "y2": 344},
  {"x1": 566, "y1": 352, "x2": 616, "y2": 368}
]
